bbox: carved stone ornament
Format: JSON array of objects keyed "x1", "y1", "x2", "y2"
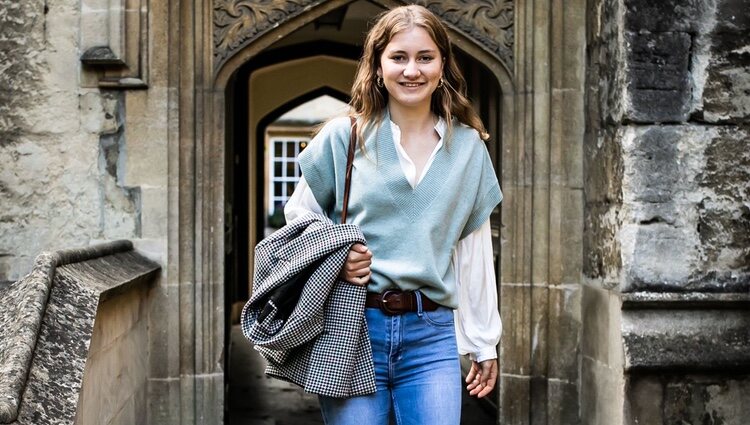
[
  {"x1": 415, "y1": 0, "x2": 514, "y2": 65},
  {"x1": 213, "y1": 0, "x2": 514, "y2": 73},
  {"x1": 214, "y1": 0, "x2": 325, "y2": 70}
]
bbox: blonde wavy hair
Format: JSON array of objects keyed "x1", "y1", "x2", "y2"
[{"x1": 349, "y1": 4, "x2": 489, "y2": 147}]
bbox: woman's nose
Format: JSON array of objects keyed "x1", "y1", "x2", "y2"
[{"x1": 403, "y1": 60, "x2": 420, "y2": 78}]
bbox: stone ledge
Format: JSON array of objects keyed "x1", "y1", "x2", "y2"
[
  {"x1": 0, "y1": 241, "x2": 159, "y2": 424},
  {"x1": 622, "y1": 291, "x2": 750, "y2": 309},
  {"x1": 53, "y1": 240, "x2": 135, "y2": 267},
  {"x1": 0, "y1": 253, "x2": 60, "y2": 424},
  {"x1": 622, "y1": 306, "x2": 750, "y2": 372}
]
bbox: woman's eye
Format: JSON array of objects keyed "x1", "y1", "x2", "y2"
[
  {"x1": 418, "y1": 56, "x2": 434, "y2": 62},
  {"x1": 390, "y1": 55, "x2": 405, "y2": 62}
]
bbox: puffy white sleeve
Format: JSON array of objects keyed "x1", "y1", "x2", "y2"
[
  {"x1": 284, "y1": 176, "x2": 325, "y2": 221},
  {"x1": 453, "y1": 219, "x2": 502, "y2": 363}
]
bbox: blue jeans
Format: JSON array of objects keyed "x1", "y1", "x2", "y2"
[{"x1": 319, "y1": 295, "x2": 462, "y2": 425}]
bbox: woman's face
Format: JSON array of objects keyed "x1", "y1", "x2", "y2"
[{"x1": 378, "y1": 26, "x2": 443, "y2": 111}]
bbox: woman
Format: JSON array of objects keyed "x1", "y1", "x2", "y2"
[{"x1": 284, "y1": 5, "x2": 502, "y2": 424}]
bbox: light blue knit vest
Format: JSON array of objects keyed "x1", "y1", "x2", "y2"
[{"x1": 298, "y1": 112, "x2": 502, "y2": 308}]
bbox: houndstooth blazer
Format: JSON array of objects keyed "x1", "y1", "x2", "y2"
[{"x1": 240, "y1": 213, "x2": 376, "y2": 398}]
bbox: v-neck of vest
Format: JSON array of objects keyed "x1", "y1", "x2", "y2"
[{"x1": 376, "y1": 114, "x2": 449, "y2": 221}]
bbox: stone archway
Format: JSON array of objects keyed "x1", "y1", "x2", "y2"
[{"x1": 163, "y1": 0, "x2": 587, "y2": 423}]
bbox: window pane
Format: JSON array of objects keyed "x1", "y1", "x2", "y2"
[
  {"x1": 286, "y1": 161, "x2": 295, "y2": 177},
  {"x1": 274, "y1": 182, "x2": 283, "y2": 197},
  {"x1": 274, "y1": 142, "x2": 283, "y2": 157},
  {"x1": 274, "y1": 162, "x2": 282, "y2": 177},
  {"x1": 286, "y1": 182, "x2": 296, "y2": 196},
  {"x1": 286, "y1": 141, "x2": 296, "y2": 157}
]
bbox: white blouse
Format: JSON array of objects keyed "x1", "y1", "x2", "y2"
[{"x1": 284, "y1": 118, "x2": 501, "y2": 363}]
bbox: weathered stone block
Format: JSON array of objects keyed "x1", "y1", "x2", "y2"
[
  {"x1": 559, "y1": 189, "x2": 584, "y2": 284},
  {"x1": 547, "y1": 286, "x2": 581, "y2": 381},
  {"x1": 194, "y1": 373, "x2": 225, "y2": 424},
  {"x1": 581, "y1": 355, "x2": 625, "y2": 425},
  {"x1": 582, "y1": 285, "x2": 610, "y2": 364},
  {"x1": 80, "y1": 91, "x2": 122, "y2": 135},
  {"x1": 625, "y1": 374, "x2": 663, "y2": 425},
  {"x1": 700, "y1": 31, "x2": 750, "y2": 123},
  {"x1": 0, "y1": 0, "x2": 46, "y2": 145},
  {"x1": 621, "y1": 222, "x2": 700, "y2": 289},
  {"x1": 624, "y1": 0, "x2": 714, "y2": 33},
  {"x1": 500, "y1": 375, "x2": 531, "y2": 425},
  {"x1": 619, "y1": 125, "x2": 749, "y2": 291},
  {"x1": 122, "y1": 88, "x2": 170, "y2": 187},
  {"x1": 146, "y1": 378, "x2": 181, "y2": 425},
  {"x1": 140, "y1": 186, "x2": 168, "y2": 238},
  {"x1": 530, "y1": 376, "x2": 548, "y2": 425},
  {"x1": 623, "y1": 126, "x2": 683, "y2": 203},
  {"x1": 79, "y1": 0, "x2": 119, "y2": 50},
  {"x1": 547, "y1": 381, "x2": 580, "y2": 425},
  {"x1": 584, "y1": 125, "x2": 624, "y2": 285},
  {"x1": 500, "y1": 284, "x2": 531, "y2": 375},
  {"x1": 622, "y1": 308, "x2": 750, "y2": 370},
  {"x1": 663, "y1": 374, "x2": 750, "y2": 425},
  {"x1": 715, "y1": 0, "x2": 750, "y2": 32},
  {"x1": 147, "y1": 281, "x2": 181, "y2": 379},
  {"x1": 561, "y1": 91, "x2": 585, "y2": 188},
  {"x1": 530, "y1": 285, "x2": 549, "y2": 376},
  {"x1": 625, "y1": 32, "x2": 692, "y2": 123},
  {"x1": 0, "y1": 131, "x2": 117, "y2": 279},
  {"x1": 583, "y1": 201, "x2": 621, "y2": 286}
]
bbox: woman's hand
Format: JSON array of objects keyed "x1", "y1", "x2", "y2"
[
  {"x1": 339, "y1": 243, "x2": 372, "y2": 286},
  {"x1": 465, "y1": 359, "x2": 498, "y2": 398}
]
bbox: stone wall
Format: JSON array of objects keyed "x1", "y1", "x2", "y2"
[
  {"x1": 586, "y1": 0, "x2": 750, "y2": 293},
  {"x1": 584, "y1": 0, "x2": 750, "y2": 423},
  {"x1": 0, "y1": 1, "x2": 171, "y2": 419},
  {"x1": 0, "y1": 0, "x2": 143, "y2": 280}
]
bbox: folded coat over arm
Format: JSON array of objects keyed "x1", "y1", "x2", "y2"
[{"x1": 240, "y1": 213, "x2": 376, "y2": 397}]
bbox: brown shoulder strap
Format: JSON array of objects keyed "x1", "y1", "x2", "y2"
[{"x1": 341, "y1": 116, "x2": 357, "y2": 224}]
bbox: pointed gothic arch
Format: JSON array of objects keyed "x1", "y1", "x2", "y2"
[{"x1": 210, "y1": 0, "x2": 518, "y2": 417}]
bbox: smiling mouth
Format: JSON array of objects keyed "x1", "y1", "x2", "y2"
[{"x1": 400, "y1": 82, "x2": 425, "y2": 87}]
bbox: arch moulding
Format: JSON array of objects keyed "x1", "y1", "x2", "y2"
[{"x1": 212, "y1": 0, "x2": 515, "y2": 89}]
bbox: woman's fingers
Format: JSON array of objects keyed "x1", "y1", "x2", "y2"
[
  {"x1": 339, "y1": 244, "x2": 373, "y2": 285},
  {"x1": 344, "y1": 259, "x2": 371, "y2": 272},
  {"x1": 465, "y1": 362, "x2": 482, "y2": 393},
  {"x1": 346, "y1": 272, "x2": 371, "y2": 286},
  {"x1": 465, "y1": 362, "x2": 479, "y2": 384},
  {"x1": 347, "y1": 245, "x2": 372, "y2": 263},
  {"x1": 350, "y1": 243, "x2": 369, "y2": 253},
  {"x1": 467, "y1": 360, "x2": 498, "y2": 398}
]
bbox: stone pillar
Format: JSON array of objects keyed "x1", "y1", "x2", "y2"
[
  {"x1": 499, "y1": 0, "x2": 587, "y2": 424},
  {"x1": 584, "y1": 0, "x2": 750, "y2": 423}
]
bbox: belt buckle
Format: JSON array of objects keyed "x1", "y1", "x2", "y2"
[{"x1": 379, "y1": 289, "x2": 401, "y2": 315}]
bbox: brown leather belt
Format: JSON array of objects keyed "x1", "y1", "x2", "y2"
[{"x1": 365, "y1": 290, "x2": 440, "y2": 315}]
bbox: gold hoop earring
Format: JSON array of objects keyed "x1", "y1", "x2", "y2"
[
  {"x1": 376, "y1": 76, "x2": 384, "y2": 88},
  {"x1": 437, "y1": 78, "x2": 445, "y2": 89}
]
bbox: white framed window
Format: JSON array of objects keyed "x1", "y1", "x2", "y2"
[{"x1": 266, "y1": 135, "x2": 309, "y2": 215}]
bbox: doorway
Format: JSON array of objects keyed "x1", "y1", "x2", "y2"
[{"x1": 221, "y1": 2, "x2": 505, "y2": 423}]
